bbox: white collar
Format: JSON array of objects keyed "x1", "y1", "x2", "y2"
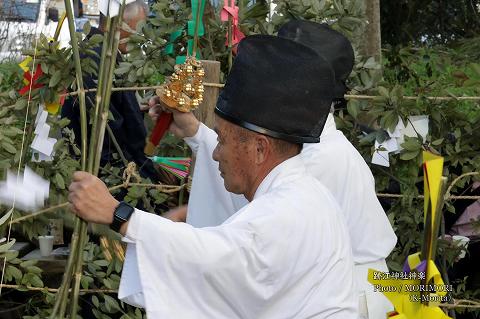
[
  {"x1": 253, "y1": 155, "x2": 305, "y2": 200},
  {"x1": 320, "y1": 113, "x2": 337, "y2": 138}
]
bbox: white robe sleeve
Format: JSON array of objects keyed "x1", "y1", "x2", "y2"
[
  {"x1": 118, "y1": 238, "x2": 146, "y2": 308},
  {"x1": 184, "y1": 123, "x2": 247, "y2": 227},
  {"x1": 119, "y1": 158, "x2": 359, "y2": 318},
  {"x1": 118, "y1": 209, "x2": 262, "y2": 318},
  {"x1": 183, "y1": 122, "x2": 215, "y2": 155}
]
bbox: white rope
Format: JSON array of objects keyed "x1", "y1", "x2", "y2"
[{"x1": 0, "y1": 16, "x2": 41, "y2": 295}]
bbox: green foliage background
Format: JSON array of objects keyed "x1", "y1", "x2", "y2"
[{"x1": 0, "y1": 0, "x2": 479, "y2": 317}]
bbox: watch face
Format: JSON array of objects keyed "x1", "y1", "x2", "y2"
[
  {"x1": 116, "y1": 202, "x2": 134, "y2": 221},
  {"x1": 111, "y1": 202, "x2": 135, "y2": 232}
]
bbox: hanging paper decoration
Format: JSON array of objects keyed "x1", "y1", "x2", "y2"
[
  {"x1": 422, "y1": 152, "x2": 444, "y2": 241},
  {"x1": 0, "y1": 167, "x2": 50, "y2": 212},
  {"x1": 372, "y1": 115, "x2": 430, "y2": 167},
  {"x1": 220, "y1": 0, "x2": 245, "y2": 47},
  {"x1": 18, "y1": 61, "x2": 44, "y2": 96},
  {"x1": 165, "y1": 29, "x2": 183, "y2": 55},
  {"x1": 150, "y1": 157, "x2": 191, "y2": 179},
  {"x1": 18, "y1": 14, "x2": 67, "y2": 113},
  {"x1": 368, "y1": 151, "x2": 451, "y2": 319},
  {"x1": 18, "y1": 55, "x2": 66, "y2": 114},
  {"x1": 165, "y1": 0, "x2": 206, "y2": 64},
  {"x1": 19, "y1": 56, "x2": 33, "y2": 85},
  {"x1": 31, "y1": 105, "x2": 57, "y2": 161},
  {"x1": 45, "y1": 92, "x2": 66, "y2": 114},
  {"x1": 187, "y1": 0, "x2": 206, "y2": 38}
]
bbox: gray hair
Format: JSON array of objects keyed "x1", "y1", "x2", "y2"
[
  {"x1": 99, "y1": 0, "x2": 149, "y2": 27},
  {"x1": 124, "y1": 0, "x2": 149, "y2": 19}
]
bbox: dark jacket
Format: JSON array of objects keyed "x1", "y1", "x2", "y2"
[{"x1": 61, "y1": 27, "x2": 160, "y2": 182}]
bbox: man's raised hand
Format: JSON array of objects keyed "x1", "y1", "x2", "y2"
[{"x1": 147, "y1": 96, "x2": 200, "y2": 138}]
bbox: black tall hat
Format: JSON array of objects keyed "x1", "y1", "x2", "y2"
[
  {"x1": 215, "y1": 35, "x2": 335, "y2": 144},
  {"x1": 278, "y1": 20, "x2": 354, "y2": 99}
]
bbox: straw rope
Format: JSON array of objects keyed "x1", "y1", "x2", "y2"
[{"x1": 58, "y1": 84, "x2": 480, "y2": 101}]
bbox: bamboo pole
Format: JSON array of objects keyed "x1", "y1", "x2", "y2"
[
  {"x1": 51, "y1": 0, "x2": 89, "y2": 317},
  {"x1": 87, "y1": 14, "x2": 113, "y2": 173},
  {"x1": 69, "y1": 2, "x2": 126, "y2": 317},
  {"x1": 50, "y1": 0, "x2": 127, "y2": 317},
  {"x1": 93, "y1": 13, "x2": 124, "y2": 174}
]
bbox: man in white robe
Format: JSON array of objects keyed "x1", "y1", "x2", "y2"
[
  {"x1": 68, "y1": 35, "x2": 358, "y2": 318},
  {"x1": 151, "y1": 21, "x2": 397, "y2": 318}
]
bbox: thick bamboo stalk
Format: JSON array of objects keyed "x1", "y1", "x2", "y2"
[
  {"x1": 90, "y1": 15, "x2": 118, "y2": 173},
  {"x1": 51, "y1": 218, "x2": 80, "y2": 317},
  {"x1": 93, "y1": 11, "x2": 125, "y2": 175},
  {"x1": 87, "y1": 15, "x2": 114, "y2": 172},
  {"x1": 51, "y1": 0, "x2": 89, "y2": 317},
  {"x1": 63, "y1": 5, "x2": 88, "y2": 172},
  {"x1": 69, "y1": 2, "x2": 126, "y2": 317}
]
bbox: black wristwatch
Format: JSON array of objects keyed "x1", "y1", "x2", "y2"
[{"x1": 110, "y1": 202, "x2": 135, "y2": 233}]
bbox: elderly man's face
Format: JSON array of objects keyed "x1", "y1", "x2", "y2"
[
  {"x1": 212, "y1": 117, "x2": 256, "y2": 196},
  {"x1": 118, "y1": 9, "x2": 146, "y2": 54}
]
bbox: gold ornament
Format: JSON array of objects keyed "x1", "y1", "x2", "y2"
[{"x1": 156, "y1": 56, "x2": 205, "y2": 113}]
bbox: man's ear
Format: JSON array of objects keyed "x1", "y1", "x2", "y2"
[{"x1": 254, "y1": 135, "x2": 271, "y2": 164}]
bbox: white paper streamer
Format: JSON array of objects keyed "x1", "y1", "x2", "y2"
[
  {"x1": 31, "y1": 105, "x2": 55, "y2": 162},
  {"x1": 0, "y1": 167, "x2": 50, "y2": 211},
  {"x1": 372, "y1": 115, "x2": 429, "y2": 167}
]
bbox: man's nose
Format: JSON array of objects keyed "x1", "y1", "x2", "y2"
[{"x1": 212, "y1": 144, "x2": 219, "y2": 162}]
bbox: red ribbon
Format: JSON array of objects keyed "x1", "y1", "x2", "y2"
[
  {"x1": 145, "y1": 111, "x2": 174, "y2": 156},
  {"x1": 19, "y1": 64, "x2": 44, "y2": 96},
  {"x1": 220, "y1": 0, "x2": 245, "y2": 46}
]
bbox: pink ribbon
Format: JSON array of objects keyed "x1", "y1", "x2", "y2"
[{"x1": 220, "y1": 0, "x2": 245, "y2": 46}]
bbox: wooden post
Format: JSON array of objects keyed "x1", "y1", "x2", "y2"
[
  {"x1": 189, "y1": 60, "x2": 220, "y2": 175},
  {"x1": 363, "y1": 0, "x2": 382, "y2": 62},
  {"x1": 365, "y1": 0, "x2": 382, "y2": 62},
  {"x1": 193, "y1": 60, "x2": 221, "y2": 128}
]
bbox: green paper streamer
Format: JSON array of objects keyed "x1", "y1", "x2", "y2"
[
  {"x1": 167, "y1": 0, "x2": 206, "y2": 61},
  {"x1": 149, "y1": 156, "x2": 191, "y2": 171}
]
